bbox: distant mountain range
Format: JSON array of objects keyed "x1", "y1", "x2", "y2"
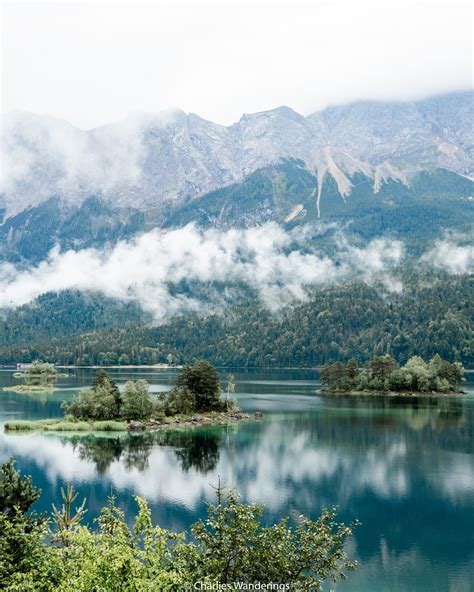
[
  {"x1": 1, "y1": 91, "x2": 473, "y2": 366},
  {"x1": 2, "y1": 90, "x2": 473, "y2": 214},
  {"x1": 0, "y1": 90, "x2": 473, "y2": 262}
]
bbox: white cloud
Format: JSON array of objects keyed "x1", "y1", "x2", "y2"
[
  {"x1": 421, "y1": 240, "x2": 474, "y2": 274},
  {"x1": 2, "y1": 1, "x2": 472, "y2": 129},
  {"x1": 0, "y1": 112, "x2": 146, "y2": 213},
  {"x1": 0, "y1": 224, "x2": 404, "y2": 317}
]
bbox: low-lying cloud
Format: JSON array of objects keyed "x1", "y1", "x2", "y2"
[
  {"x1": 0, "y1": 223, "x2": 405, "y2": 318},
  {"x1": 421, "y1": 239, "x2": 474, "y2": 275},
  {"x1": 1, "y1": 226, "x2": 471, "y2": 320}
]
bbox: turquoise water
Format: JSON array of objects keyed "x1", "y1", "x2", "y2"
[{"x1": 0, "y1": 367, "x2": 473, "y2": 592}]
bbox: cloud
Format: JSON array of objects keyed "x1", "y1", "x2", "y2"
[
  {"x1": 0, "y1": 112, "x2": 146, "y2": 216},
  {"x1": 0, "y1": 223, "x2": 405, "y2": 318},
  {"x1": 420, "y1": 240, "x2": 474, "y2": 274}
]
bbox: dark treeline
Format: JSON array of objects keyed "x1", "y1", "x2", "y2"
[{"x1": 0, "y1": 274, "x2": 472, "y2": 367}]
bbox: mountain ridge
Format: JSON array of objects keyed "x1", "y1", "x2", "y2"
[{"x1": 1, "y1": 90, "x2": 472, "y2": 220}]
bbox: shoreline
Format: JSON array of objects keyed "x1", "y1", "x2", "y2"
[
  {"x1": 1, "y1": 364, "x2": 472, "y2": 372},
  {"x1": 3, "y1": 411, "x2": 257, "y2": 434},
  {"x1": 318, "y1": 389, "x2": 467, "y2": 397}
]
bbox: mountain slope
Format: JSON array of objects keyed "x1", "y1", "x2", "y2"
[
  {"x1": 1, "y1": 91, "x2": 472, "y2": 220},
  {"x1": 1, "y1": 275, "x2": 471, "y2": 367},
  {"x1": 165, "y1": 161, "x2": 474, "y2": 248},
  {"x1": 1, "y1": 161, "x2": 472, "y2": 263}
]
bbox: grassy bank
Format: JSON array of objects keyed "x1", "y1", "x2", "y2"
[
  {"x1": 3, "y1": 411, "x2": 253, "y2": 433},
  {"x1": 4, "y1": 419, "x2": 128, "y2": 432},
  {"x1": 3, "y1": 384, "x2": 56, "y2": 393}
]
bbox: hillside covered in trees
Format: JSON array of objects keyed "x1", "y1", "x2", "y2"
[{"x1": 0, "y1": 273, "x2": 471, "y2": 368}]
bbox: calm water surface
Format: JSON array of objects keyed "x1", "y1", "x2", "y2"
[{"x1": 0, "y1": 367, "x2": 473, "y2": 592}]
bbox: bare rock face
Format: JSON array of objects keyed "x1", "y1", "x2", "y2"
[{"x1": 1, "y1": 91, "x2": 472, "y2": 219}]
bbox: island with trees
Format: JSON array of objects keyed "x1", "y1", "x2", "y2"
[
  {"x1": 320, "y1": 354, "x2": 466, "y2": 395},
  {"x1": 4, "y1": 361, "x2": 64, "y2": 394},
  {"x1": 4, "y1": 361, "x2": 252, "y2": 433}
]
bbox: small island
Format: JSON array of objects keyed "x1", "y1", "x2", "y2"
[
  {"x1": 4, "y1": 361, "x2": 64, "y2": 393},
  {"x1": 5, "y1": 361, "x2": 254, "y2": 433},
  {"x1": 319, "y1": 354, "x2": 465, "y2": 395}
]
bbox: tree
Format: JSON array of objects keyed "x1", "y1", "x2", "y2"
[
  {"x1": 52, "y1": 483, "x2": 87, "y2": 547},
  {"x1": 0, "y1": 460, "x2": 54, "y2": 590},
  {"x1": 0, "y1": 458, "x2": 40, "y2": 517},
  {"x1": 176, "y1": 360, "x2": 222, "y2": 411},
  {"x1": 92, "y1": 369, "x2": 122, "y2": 416},
  {"x1": 163, "y1": 386, "x2": 196, "y2": 416},
  {"x1": 346, "y1": 358, "x2": 359, "y2": 380},
  {"x1": 0, "y1": 461, "x2": 358, "y2": 590},
  {"x1": 64, "y1": 370, "x2": 123, "y2": 419},
  {"x1": 184, "y1": 484, "x2": 357, "y2": 590},
  {"x1": 370, "y1": 355, "x2": 398, "y2": 382},
  {"x1": 320, "y1": 362, "x2": 349, "y2": 391},
  {"x1": 66, "y1": 386, "x2": 117, "y2": 420},
  {"x1": 24, "y1": 361, "x2": 57, "y2": 387},
  {"x1": 121, "y1": 380, "x2": 153, "y2": 420},
  {"x1": 118, "y1": 353, "x2": 130, "y2": 366}
]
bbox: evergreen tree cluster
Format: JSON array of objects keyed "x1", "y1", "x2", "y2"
[{"x1": 320, "y1": 354, "x2": 465, "y2": 393}]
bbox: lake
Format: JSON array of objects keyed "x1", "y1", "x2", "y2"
[{"x1": 0, "y1": 367, "x2": 473, "y2": 592}]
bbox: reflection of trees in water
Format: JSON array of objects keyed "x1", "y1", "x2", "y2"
[
  {"x1": 69, "y1": 435, "x2": 128, "y2": 474},
  {"x1": 157, "y1": 430, "x2": 222, "y2": 474},
  {"x1": 67, "y1": 429, "x2": 223, "y2": 475},
  {"x1": 320, "y1": 394, "x2": 468, "y2": 446}
]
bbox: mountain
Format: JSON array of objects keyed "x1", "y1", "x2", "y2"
[
  {"x1": 1, "y1": 91, "x2": 473, "y2": 221},
  {"x1": 165, "y1": 161, "x2": 474, "y2": 241},
  {"x1": 2, "y1": 159, "x2": 472, "y2": 263}
]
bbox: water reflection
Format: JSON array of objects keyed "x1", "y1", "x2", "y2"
[
  {"x1": 65, "y1": 429, "x2": 223, "y2": 475},
  {"x1": 0, "y1": 368, "x2": 473, "y2": 592}
]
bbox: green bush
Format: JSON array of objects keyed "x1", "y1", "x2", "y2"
[{"x1": 0, "y1": 460, "x2": 357, "y2": 591}]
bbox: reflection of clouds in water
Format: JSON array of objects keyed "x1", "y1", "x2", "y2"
[
  {"x1": 427, "y1": 451, "x2": 474, "y2": 503},
  {"x1": 343, "y1": 541, "x2": 474, "y2": 592},
  {"x1": 0, "y1": 433, "x2": 97, "y2": 486},
  {"x1": 224, "y1": 425, "x2": 409, "y2": 506},
  {"x1": 1, "y1": 418, "x2": 472, "y2": 512}
]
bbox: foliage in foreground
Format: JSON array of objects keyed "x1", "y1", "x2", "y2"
[
  {"x1": 321, "y1": 353, "x2": 465, "y2": 393},
  {"x1": 0, "y1": 460, "x2": 356, "y2": 591}
]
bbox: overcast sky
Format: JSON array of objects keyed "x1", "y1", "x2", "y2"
[{"x1": 1, "y1": 0, "x2": 472, "y2": 129}]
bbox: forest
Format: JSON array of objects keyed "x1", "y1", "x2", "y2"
[{"x1": 0, "y1": 272, "x2": 471, "y2": 368}]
